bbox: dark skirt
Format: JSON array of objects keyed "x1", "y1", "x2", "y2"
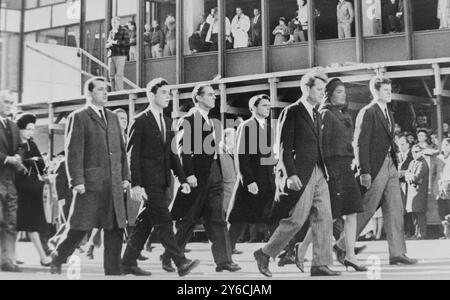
[
  {"x1": 327, "y1": 157, "x2": 364, "y2": 219},
  {"x1": 16, "y1": 174, "x2": 47, "y2": 233}
]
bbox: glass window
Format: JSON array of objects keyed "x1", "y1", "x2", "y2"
[
  {"x1": 316, "y1": 0, "x2": 355, "y2": 40},
  {"x1": 412, "y1": 0, "x2": 441, "y2": 31},
  {"x1": 269, "y1": 0, "x2": 303, "y2": 46},
  {"x1": 226, "y1": 0, "x2": 261, "y2": 49},
  {"x1": 25, "y1": 32, "x2": 37, "y2": 42},
  {"x1": 66, "y1": 25, "x2": 80, "y2": 47},
  {"x1": 362, "y1": 0, "x2": 405, "y2": 36},
  {"x1": 37, "y1": 27, "x2": 65, "y2": 45},
  {"x1": 85, "y1": 21, "x2": 105, "y2": 76},
  {"x1": 183, "y1": 0, "x2": 218, "y2": 55}
]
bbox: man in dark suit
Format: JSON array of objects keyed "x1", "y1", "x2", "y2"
[
  {"x1": 334, "y1": 76, "x2": 417, "y2": 265},
  {"x1": 0, "y1": 90, "x2": 25, "y2": 273},
  {"x1": 254, "y1": 70, "x2": 340, "y2": 277},
  {"x1": 167, "y1": 84, "x2": 241, "y2": 273},
  {"x1": 121, "y1": 78, "x2": 199, "y2": 277},
  {"x1": 50, "y1": 77, "x2": 131, "y2": 276},
  {"x1": 250, "y1": 8, "x2": 262, "y2": 47},
  {"x1": 228, "y1": 94, "x2": 276, "y2": 252}
]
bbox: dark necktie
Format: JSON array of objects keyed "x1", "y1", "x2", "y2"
[
  {"x1": 159, "y1": 113, "x2": 165, "y2": 143},
  {"x1": 313, "y1": 108, "x2": 320, "y2": 131},
  {"x1": 385, "y1": 108, "x2": 391, "y2": 128},
  {"x1": 99, "y1": 109, "x2": 107, "y2": 125}
]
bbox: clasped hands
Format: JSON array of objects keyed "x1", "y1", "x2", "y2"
[{"x1": 6, "y1": 155, "x2": 26, "y2": 173}]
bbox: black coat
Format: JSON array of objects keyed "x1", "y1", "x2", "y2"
[
  {"x1": 0, "y1": 119, "x2": 23, "y2": 182},
  {"x1": 128, "y1": 110, "x2": 186, "y2": 189},
  {"x1": 16, "y1": 140, "x2": 47, "y2": 232},
  {"x1": 354, "y1": 102, "x2": 398, "y2": 180},
  {"x1": 171, "y1": 109, "x2": 219, "y2": 220},
  {"x1": 228, "y1": 118, "x2": 276, "y2": 224},
  {"x1": 271, "y1": 101, "x2": 327, "y2": 221}
]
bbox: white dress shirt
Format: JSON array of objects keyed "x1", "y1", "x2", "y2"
[
  {"x1": 255, "y1": 116, "x2": 266, "y2": 129},
  {"x1": 300, "y1": 97, "x2": 316, "y2": 121},
  {"x1": 376, "y1": 100, "x2": 391, "y2": 127},
  {"x1": 148, "y1": 107, "x2": 166, "y2": 135},
  {"x1": 88, "y1": 103, "x2": 107, "y2": 124}
]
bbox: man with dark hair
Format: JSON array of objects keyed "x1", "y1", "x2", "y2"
[
  {"x1": 334, "y1": 76, "x2": 417, "y2": 266},
  {"x1": 250, "y1": 8, "x2": 262, "y2": 46},
  {"x1": 106, "y1": 17, "x2": 130, "y2": 91},
  {"x1": 50, "y1": 77, "x2": 130, "y2": 276},
  {"x1": 0, "y1": 90, "x2": 25, "y2": 273},
  {"x1": 121, "y1": 78, "x2": 199, "y2": 277},
  {"x1": 254, "y1": 70, "x2": 340, "y2": 277},
  {"x1": 168, "y1": 84, "x2": 241, "y2": 273}
]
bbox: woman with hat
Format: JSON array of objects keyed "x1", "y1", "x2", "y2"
[
  {"x1": 15, "y1": 113, "x2": 51, "y2": 266},
  {"x1": 272, "y1": 17, "x2": 290, "y2": 45}
]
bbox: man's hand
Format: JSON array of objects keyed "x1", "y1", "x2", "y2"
[
  {"x1": 248, "y1": 182, "x2": 259, "y2": 195},
  {"x1": 122, "y1": 181, "x2": 130, "y2": 190},
  {"x1": 187, "y1": 176, "x2": 198, "y2": 188},
  {"x1": 131, "y1": 186, "x2": 148, "y2": 203},
  {"x1": 287, "y1": 175, "x2": 302, "y2": 191},
  {"x1": 360, "y1": 174, "x2": 372, "y2": 190},
  {"x1": 73, "y1": 184, "x2": 86, "y2": 195},
  {"x1": 181, "y1": 183, "x2": 191, "y2": 194}
]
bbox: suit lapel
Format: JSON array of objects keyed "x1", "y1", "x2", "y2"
[
  {"x1": 374, "y1": 104, "x2": 393, "y2": 138},
  {"x1": 9, "y1": 120, "x2": 19, "y2": 150},
  {"x1": 87, "y1": 107, "x2": 107, "y2": 131},
  {"x1": 0, "y1": 123, "x2": 9, "y2": 151},
  {"x1": 297, "y1": 102, "x2": 319, "y2": 139}
]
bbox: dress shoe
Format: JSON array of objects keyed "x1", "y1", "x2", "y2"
[
  {"x1": 160, "y1": 255, "x2": 176, "y2": 273},
  {"x1": 50, "y1": 258, "x2": 62, "y2": 275},
  {"x1": 333, "y1": 245, "x2": 346, "y2": 266},
  {"x1": 294, "y1": 244, "x2": 305, "y2": 273},
  {"x1": 232, "y1": 249, "x2": 243, "y2": 255},
  {"x1": 216, "y1": 262, "x2": 242, "y2": 272},
  {"x1": 1, "y1": 262, "x2": 22, "y2": 273},
  {"x1": 40, "y1": 257, "x2": 52, "y2": 267},
  {"x1": 278, "y1": 254, "x2": 295, "y2": 267},
  {"x1": 138, "y1": 254, "x2": 148, "y2": 261},
  {"x1": 254, "y1": 249, "x2": 272, "y2": 278},
  {"x1": 355, "y1": 245, "x2": 367, "y2": 255},
  {"x1": 389, "y1": 255, "x2": 418, "y2": 266},
  {"x1": 122, "y1": 265, "x2": 152, "y2": 276},
  {"x1": 343, "y1": 260, "x2": 367, "y2": 272},
  {"x1": 178, "y1": 259, "x2": 200, "y2": 277},
  {"x1": 310, "y1": 266, "x2": 342, "y2": 277},
  {"x1": 86, "y1": 245, "x2": 95, "y2": 260}
]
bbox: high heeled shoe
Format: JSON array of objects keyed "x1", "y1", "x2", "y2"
[
  {"x1": 343, "y1": 260, "x2": 367, "y2": 272},
  {"x1": 40, "y1": 257, "x2": 52, "y2": 267},
  {"x1": 294, "y1": 244, "x2": 305, "y2": 273}
]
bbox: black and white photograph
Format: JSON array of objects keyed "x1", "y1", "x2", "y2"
[{"x1": 0, "y1": 0, "x2": 450, "y2": 284}]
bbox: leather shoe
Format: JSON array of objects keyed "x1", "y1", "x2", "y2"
[
  {"x1": 254, "y1": 249, "x2": 272, "y2": 278},
  {"x1": 1, "y1": 262, "x2": 22, "y2": 273},
  {"x1": 178, "y1": 259, "x2": 200, "y2": 277},
  {"x1": 160, "y1": 255, "x2": 176, "y2": 273},
  {"x1": 278, "y1": 254, "x2": 295, "y2": 267},
  {"x1": 333, "y1": 245, "x2": 346, "y2": 266},
  {"x1": 355, "y1": 245, "x2": 367, "y2": 255},
  {"x1": 86, "y1": 245, "x2": 95, "y2": 260},
  {"x1": 122, "y1": 265, "x2": 152, "y2": 276},
  {"x1": 216, "y1": 262, "x2": 242, "y2": 272},
  {"x1": 138, "y1": 254, "x2": 148, "y2": 261},
  {"x1": 232, "y1": 249, "x2": 243, "y2": 255},
  {"x1": 310, "y1": 266, "x2": 342, "y2": 277},
  {"x1": 389, "y1": 255, "x2": 418, "y2": 265},
  {"x1": 50, "y1": 260, "x2": 62, "y2": 275}
]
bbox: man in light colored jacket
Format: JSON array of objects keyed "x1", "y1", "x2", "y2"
[
  {"x1": 231, "y1": 7, "x2": 251, "y2": 48},
  {"x1": 337, "y1": 0, "x2": 354, "y2": 39}
]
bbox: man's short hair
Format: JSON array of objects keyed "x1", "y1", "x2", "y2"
[
  {"x1": 112, "y1": 16, "x2": 121, "y2": 22},
  {"x1": 248, "y1": 94, "x2": 270, "y2": 111},
  {"x1": 411, "y1": 144, "x2": 424, "y2": 152},
  {"x1": 84, "y1": 77, "x2": 107, "y2": 97},
  {"x1": 300, "y1": 70, "x2": 328, "y2": 90},
  {"x1": 113, "y1": 108, "x2": 127, "y2": 116},
  {"x1": 417, "y1": 129, "x2": 429, "y2": 136},
  {"x1": 0, "y1": 90, "x2": 14, "y2": 102},
  {"x1": 370, "y1": 76, "x2": 392, "y2": 92},
  {"x1": 397, "y1": 136, "x2": 410, "y2": 146},
  {"x1": 192, "y1": 84, "x2": 212, "y2": 103},
  {"x1": 147, "y1": 78, "x2": 169, "y2": 95}
]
